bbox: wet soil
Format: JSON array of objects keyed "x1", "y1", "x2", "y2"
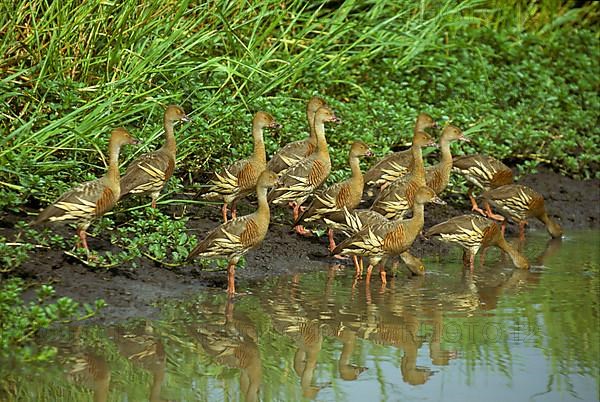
[{"x1": 1, "y1": 167, "x2": 598, "y2": 323}]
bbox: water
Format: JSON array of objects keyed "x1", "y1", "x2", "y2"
[{"x1": 2, "y1": 231, "x2": 599, "y2": 401}]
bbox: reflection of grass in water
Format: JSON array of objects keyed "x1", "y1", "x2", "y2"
[
  {"x1": 4, "y1": 232, "x2": 599, "y2": 400},
  {"x1": 442, "y1": 231, "x2": 599, "y2": 392}
]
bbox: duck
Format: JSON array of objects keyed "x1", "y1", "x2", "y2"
[
  {"x1": 267, "y1": 96, "x2": 328, "y2": 174},
  {"x1": 452, "y1": 154, "x2": 513, "y2": 215},
  {"x1": 363, "y1": 113, "x2": 437, "y2": 188},
  {"x1": 370, "y1": 130, "x2": 437, "y2": 219},
  {"x1": 324, "y1": 207, "x2": 425, "y2": 276},
  {"x1": 295, "y1": 141, "x2": 373, "y2": 250},
  {"x1": 267, "y1": 106, "x2": 341, "y2": 234},
  {"x1": 423, "y1": 125, "x2": 469, "y2": 194},
  {"x1": 31, "y1": 128, "x2": 138, "y2": 252},
  {"x1": 425, "y1": 214, "x2": 530, "y2": 270},
  {"x1": 188, "y1": 170, "x2": 279, "y2": 296},
  {"x1": 324, "y1": 207, "x2": 389, "y2": 274},
  {"x1": 332, "y1": 186, "x2": 445, "y2": 284},
  {"x1": 119, "y1": 105, "x2": 190, "y2": 208},
  {"x1": 480, "y1": 184, "x2": 563, "y2": 239},
  {"x1": 201, "y1": 112, "x2": 281, "y2": 222}
]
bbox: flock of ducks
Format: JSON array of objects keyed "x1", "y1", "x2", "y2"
[{"x1": 31, "y1": 97, "x2": 563, "y2": 295}]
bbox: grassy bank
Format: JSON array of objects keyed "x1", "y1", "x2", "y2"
[{"x1": 1, "y1": 1, "x2": 598, "y2": 210}]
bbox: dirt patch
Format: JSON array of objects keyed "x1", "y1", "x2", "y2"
[{"x1": 1, "y1": 168, "x2": 598, "y2": 322}]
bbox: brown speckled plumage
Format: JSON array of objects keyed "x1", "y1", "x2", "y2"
[
  {"x1": 363, "y1": 113, "x2": 437, "y2": 188},
  {"x1": 120, "y1": 105, "x2": 189, "y2": 208},
  {"x1": 189, "y1": 170, "x2": 279, "y2": 295},
  {"x1": 423, "y1": 125, "x2": 468, "y2": 194},
  {"x1": 333, "y1": 186, "x2": 444, "y2": 283},
  {"x1": 268, "y1": 106, "x2": 341, "y2": 209},
  {"x1": 296, "y1": 141, "x2": 372, "y2": 250},
  {"x1": 426, "y1": 214, "x2": 530, "y2": 270},
  {"x1": 32, "y1": 128, "x2": 138, "y2": 251},
  {"x1": 267, "y1": 96, "x2": 328, "y2": 174},
  {"x1": 202, "y1": 111, "x2": 281, "y2": 222},
  {"x1": 481, "y1": 184, "x2": 562, "y2": 239},
  {"x1": 370, "y1": 130, "x2": 437, "y2": 219},
  {"x1": 452, "y1": 154, "x2": 513, "y2": 214}
]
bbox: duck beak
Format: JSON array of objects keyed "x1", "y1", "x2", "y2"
[
  {"x1": 459, "y1": 135, "x2": 470, "y2": 142},
  {"x1": 431, "y1": 195, "x2": 446, "y2": 205},
  {"x1": 365, "y1": 149, "x2": 374, "y2": 157},
  {"x1": 270, "y1": 122, "x2": 283, "y2": 130},
  {"x1": 427, "y1": 140, "x2": 439, "y2": 148},
  {"x1": 431, "y1": 121, "x2": 439, "y2": 129},
  {"x1": 130, "y1": 137, "x2": 140, "y2": 145},
  {"x1": 182, "y1": 114, "x2": 191, "y2": 123},
  {"x1": 330, "y1": 115, "x2": 342, "y2": 124}
]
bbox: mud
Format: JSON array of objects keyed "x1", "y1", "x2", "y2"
[{"x1": 1, "y1": 167, "x2": 598, "y2": 323}]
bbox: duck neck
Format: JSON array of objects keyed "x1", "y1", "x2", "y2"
[
  {"x1": 411, "y1": 141, "x2": 426, "y2": 186},
  {"x1": 539, "y1": 212, "x2": 563, "y2": 238},
  {"x1": 106, "y1": 140, "x2": 122, "y2": 185},
  {"x1": 256, "y1": 185, "x2": 270, "y2": 223},
  {"x1": 409, "y1": 202, "x2": 426, "y2": 229},
  {"x1": 439, "y1": 137, "x2": 453, "y2": 170},
  {"x1": 497, "y1": 236, "x2": 529, "y2": 269},
  {"x1": 163, "y1": 117, "x2": 176, "y2": 156},
  {"x1": 348, "y1": 155, "x2": 364, "y2": 189},
  {"x1": 252, "y1": 125, "x2": 267, "y2": 165},
  {"x1": 313, "y1": 118, "x2": 329, "y2": 157},
  {"x1": 307, "y1": 110, "x2": 317, "y2": 145}
]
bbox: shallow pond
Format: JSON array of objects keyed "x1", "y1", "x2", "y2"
[{"x1": 3, "y1": 230, "x2": 599, "y2": 402}]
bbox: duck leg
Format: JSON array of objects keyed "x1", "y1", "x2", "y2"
[
  {"x1": 231, "y1": 200, "x2": 238, "y2": 220},
  {"x1": 227, "y1": 261, "x2": 236, "y2": 296},
  {"x1": 365, "y1": 264, "x2": 374, "y2": 284},
  {"x1": 468, "y1": 188, "x2": 486, "y2": 216},
  {"x1": 151, "y1": 197, "x2": 158, "y2": 209},
  {"x1": 328, "y1": 228, "x2": 337, "y2": 251},
  {"x1": 483, "y1": 201, "x2": 505, "y2": 222},
  {"x1": 379, "y1": 264, "x2": 387, "y2": 285},
  {"x1": 222, "y1": 203, "x2": 229, "y2": 223},
  {"x1": 518, "y1": 221, "x2": 527, "y2": 240},
  {"x1": 352, "y1": 256, "x2": 362, "y2": 276},
  {"x1": 77, "y1": 227, "x2": 89, "y2": 251}
]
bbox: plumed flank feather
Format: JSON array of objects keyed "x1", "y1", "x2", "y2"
[
  {"x1": 268, "y1": 106, "x2": 339, "y2": 207},
  {"x1": 201, "y1": 111, "x2": 278, "y2": 209},
  {"x1": 120, "y1": 152, "x2": 173, "y2": 196},
  {"x1": 363, "y1": 113, "x2": 436, "y2": 187},
  {"x1": 120, "y1": 105, "x2": 188, "y2": 204},
  {"x1": 32, "y1": 127, "x2": 138, "y2": 250},
  {"x1": 453, "y1": 154, "x2": 513, "y2": 190},
  {"x1": 364, "y1": 154, "x2": 412, "y2": 186},
  {"x1": 189, "y1": 215, "x2": 260, "y2": 259},
  {"x1": 33, "y1": 179, "x2": 112, "y2": 225},
  {"x1": 189, "y1": 169, "x2": 278, "y2": 264},
  {"x1": 426, "y1": 214, "x2": 530, "y2": 269},
  {"x1": 267, "y1": 96, "x2": 327, "y2": 174},
  {"x1": 323, "y1": 208, "x2": 388, "y2": 237},
  {"x1": 482, "y1": 184, "x2": 537, "y2": 221},
  {"x1": 482, "y1": 184, "x2": 562, "y2": 239},
  {"x1": 333, "y1": 186, "x2": 436, "y2": 258}
]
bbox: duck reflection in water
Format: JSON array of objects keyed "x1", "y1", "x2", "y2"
[
  {"x1": 107, "y1": 321, "x2": 168, "y2": 402},
  {"x1": 187, "y1": 298, "x2": 262, "y2": 402},
  {"x1": 61, "y1": 346, "x2": 111, "y2": 402}
]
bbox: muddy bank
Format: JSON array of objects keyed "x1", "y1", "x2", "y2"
[{"x1": 1, "y1": 168, "x2": 598, "y2": 323}]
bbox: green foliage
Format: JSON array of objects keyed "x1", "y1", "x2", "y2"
[
  {"x1": 0, "y1": 278, "x2": 106, "y2": 367},
  {"x1": 112, "y1": 208, "x2": 198, "y2": 266}
]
